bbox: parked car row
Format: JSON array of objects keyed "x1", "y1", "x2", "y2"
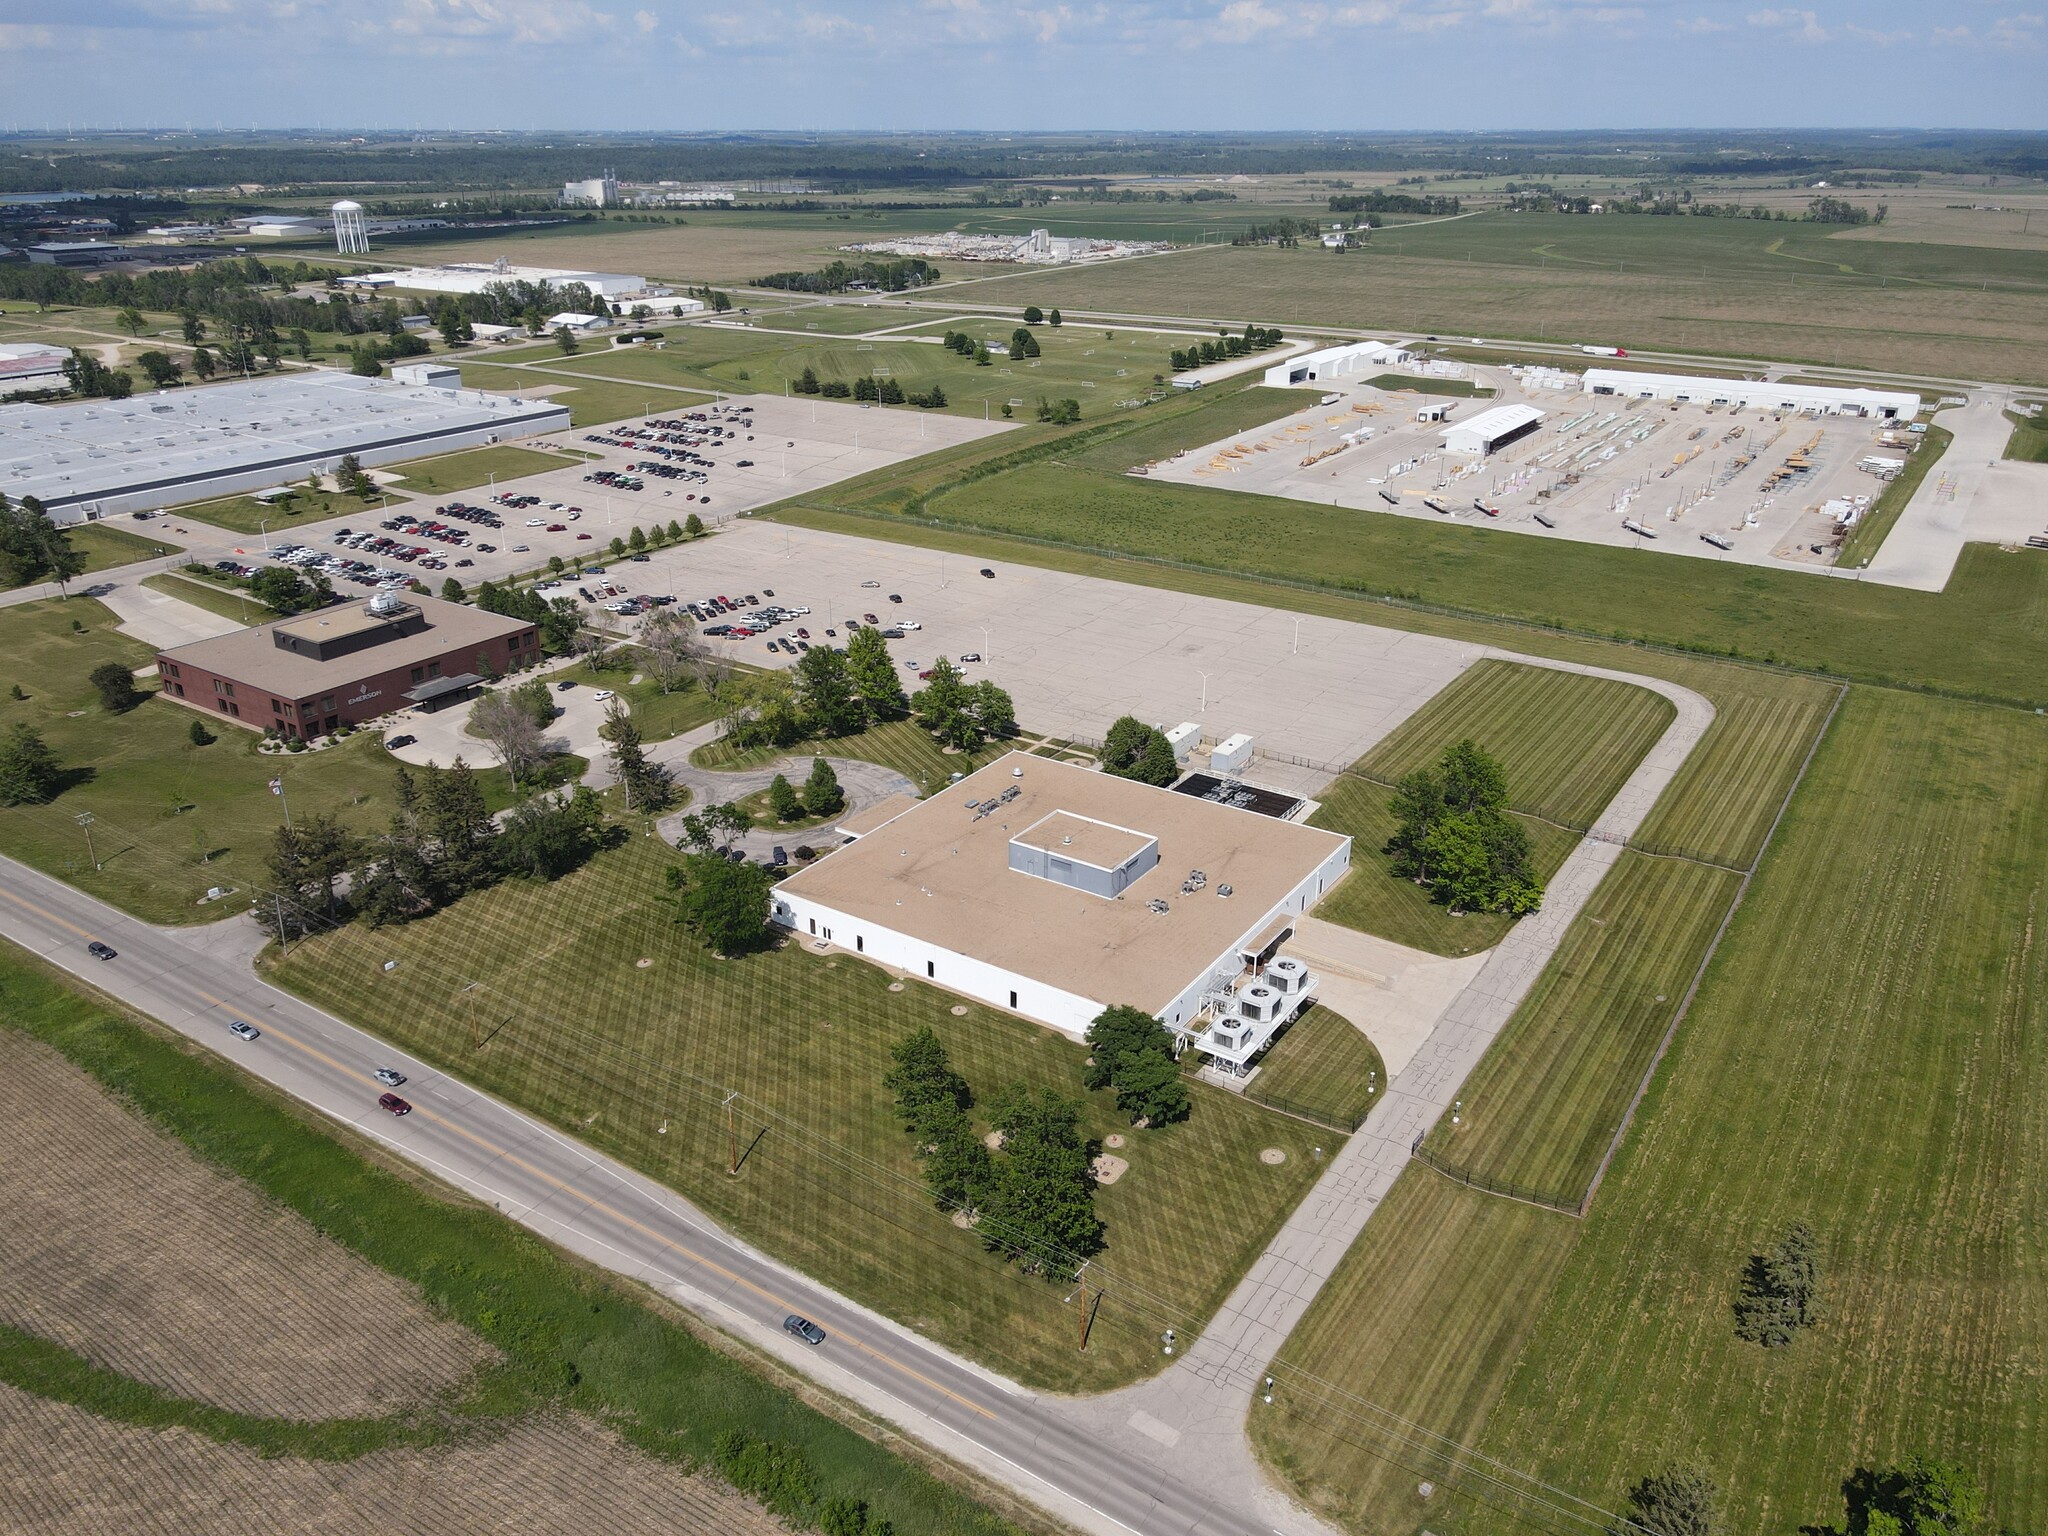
[{"x1": 583, "y1": 469, "x2": 645, "y2": 491}]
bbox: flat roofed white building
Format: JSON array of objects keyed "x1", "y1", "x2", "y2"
[
  {"x1": 1263, "y1": 340, "x2": 1414, "y2": 388},
  {"x1": 1584, "y1": 369, "x2": 1920, "y2": 420},
  {"x1": 340, "y1": 262, "x2": 652, "y2": 300},
  {"x1": 0, "y1": 372, "x2": 568, "y2": 522},
  {"x1": 546, "y1": 312, "x2": 609, "y2": 331},
  {"x1": 1443, "y1": 402, "x2": 1546, "y2": 456},
  {"x1": 770, "y1": 754, "x2": 1350, "y2": 1053}
]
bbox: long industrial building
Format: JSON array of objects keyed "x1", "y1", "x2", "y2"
[
  {"x1": 1263, "y1": 340, "x2": 1415, "y2": 388},
  {"x1": 771, "y1": 754, "x2": 1351, "y2": 1072},
  {"x1": 1583, "y1": 369, "x2": 1921, "y2": 420},
  {"x1": 1, "y1": 372, "x2": 568, "y2": 522},
  {"x1": 339, "y1": 261, "x2": 660, "y2": 301}
]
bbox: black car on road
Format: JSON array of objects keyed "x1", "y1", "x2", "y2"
[{"x1": 783, "y1": 1315, "x2": 827, "y2": 1346}]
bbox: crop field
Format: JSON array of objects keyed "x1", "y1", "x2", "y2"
[
  {"x1": 954, "y1": 212, "x2": 2048, "y2": 384},
  {"x1": 1241, "y1": 1004, "x2": 1386, "y2": 1132},
  {"x1": 3, "y1": 948, "x2": 1026, "y2": 1536},
  {"x1": 1348, "y1": 659, "x2": 1675, "y2": 830},
  {"x1": 2, "y1": 1388, "x2": 794, "y2": 1536},
  {"x1": 1256, "y1": 687, "x2": 2048, "y2": 1536},
  {"x1": 268, "y1": 832, "x2": 1328, "y2": 1393},
  {"x1": 0, "y1": 1028, "x2": 489, "y2": 1419},
  {"x1": 1419, "y1": 850, "x2": 1744, "y2": 1203},
  {"x1": 0, "y1": 598, "x2": 521, "y2": 924}
]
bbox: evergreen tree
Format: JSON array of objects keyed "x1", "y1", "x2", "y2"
[
  {"x1": 684, "y1": 512, "x2": 704, "y2": 538},
  {"x1": 1734, "y1": 1220, "x2": 1824, "y2": 1347},
  {"x1": 768, "y1": 773, "x2": 804, "y2": 821},
  {"x1": 668, "y1": 518, "x2": 685, "y2": 540},
  {"x1": 628, "y1": 525, "x2": 647, "y2": 551},
  {"x1": 605, "y1": 708, "x2": 674, "y2": 813},
  {"x1": 1619, "y1": 1465, "x2": 1721, "y2": 1536},
  {"x1": 422, "y1": 759, "x2": 496, "y2": 901},
  {"x1": 0, "y1": 723, "x2": 63, "y2": 806},
  {"x1": 1048, "y1": 308, "x2": 1062, "y2": 327}
]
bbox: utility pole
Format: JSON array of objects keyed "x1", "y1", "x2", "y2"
[
  {"x1": 724, "y1": 1091, "x2": 741, "y2": 1175},
  {"x1": 460, "y1": 981, "x2": 481, "y2": 1050},
  {"x1": 75, "y1": 811, "x2": 99, "y2": 870},
  {"x1": 273, "y1": 892, "x2": 289, "y2": 954}
]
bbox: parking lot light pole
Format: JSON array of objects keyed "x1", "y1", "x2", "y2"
[
  {"x1": 1292, "y1": 616, "x2": 1303, "y2": 655},
  {"x1": 980, "y1": 626, "x2": 991, "y2": 667},
  {"x1": 1197, "y1": 669, "x2": 1211, "y2": 713},
  {"x1": 258, "y1": 518, "x2": 270, "y2": 551}
]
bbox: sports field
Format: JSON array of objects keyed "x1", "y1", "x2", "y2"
[
  {"x1": 267, "y1": 834, "x2": 1330, "y2": 1393},
  {"x1": 953, "y1": 212, "x2": 2048, "y2": 384},
  {"x1": 1254, "y1": 687, "x2": 2048, "y2": 1536}
]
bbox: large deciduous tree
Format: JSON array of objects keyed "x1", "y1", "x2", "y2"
[{"x1": 1101, "y1": 715, "x2": 1178, "y2": 786}]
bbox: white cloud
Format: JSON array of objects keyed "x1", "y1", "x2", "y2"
[
  {"x1": 1212, "y1": 0, "x2": 1292, "y2": 39},
  {"x1": 1747, "y1": 6, "x2": 1828, "y2": 41},
  {"x1": 1674, "y1": 14, "x2": 1729, "y2": 31},
  {"x1": 634, "y1": 8, "x2": 658, "y2": 31},
  {"x1": 1988, "y1": 11, "x2": 2043, "y2": 45},
  {"x1": 1844, "y1": 23, "x2": 1909, "y2": 43}
]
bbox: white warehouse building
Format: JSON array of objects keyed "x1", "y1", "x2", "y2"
[
  {"x1": 1443, "y1": 402, "x2": 1546, "y2": 456},
  {"x1": 1583, "y1": 370, "x2": 1921, "y2": 420},
  {"x1": 1264, "y1": 340, "x2": 1415, "y2": 388},
  {"x1": 339, "y1": 261, "x2": 656, "y2": 301},
  {"x1": 770, "y1": 755, "x2": 1351, "y2": 1070},
  {"x1": 0, "y1": 373, "x2": 568, "y2": 523}
]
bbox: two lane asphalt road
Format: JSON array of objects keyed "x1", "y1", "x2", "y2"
[{"x1": 0, "y1": 852, "x2": 1285, "y2": 1536}]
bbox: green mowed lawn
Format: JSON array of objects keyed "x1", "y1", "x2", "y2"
[
  {"x1": 141, "y1": 571, "x2": 259, "y2": 625},
  {"x1": 548, "y1": 326, "x2": 1173, "y2": 423},
  {"x1": 1310, "y1": 782, "x2": 1578, "y2": 956},
  {"x1": 267, "y1": 834, "x2": 1328, "y2": 1392},
  {"x1": 2003, "y1": 407, "x2": 2048, "y2": 463},
  {"x1": 1258, "y1": 688, "x2": 2048, "y2": 1536},
  {"x1": 0, "y1": 522, "x2": 179, "y2": 592},
  {"x1": 1420, "y1": 850, "x2": 1744, "y2": 1202},
  {"x1": 556, "y1": 661, "x2": 729, "y2": 745},
  {"x1": 1351, "y1": 658, "x2": 1675, "y2": 829},
  {"x1": 454, "y1": 362, "x2": 708, "y2": 428},
  {"x1": 0, "y1": 599, "x2": 516, "y2": 924},
  {"x1": 386, "y1": 445, "x2": 580, "y2": 496},
  {"x1": 1243, "y1": 1005, "x2": 1386, "y2": 1131},
  {"x1": 693, "y1": 716, "x2": 1011, "y2": 797},
  {"x1": 1307, "y1": 658, "x2": 1675, "y2": 956},
  {"x1": 173, "y1": 488, "x2": 390, "y2": 537}
]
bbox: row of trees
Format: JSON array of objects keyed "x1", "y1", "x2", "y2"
[
  {"x1": 755, "y1": 258, "x2": 938, "y2": 294},
  {"x1": 1621, "y1": 1453, "x2": 1988, "y2": 1536},
  {"x1": 1169, "y1": 324, "x2": 1286, "y2": 373},
  {"x1": 265, "y1": 761, "x2": 614, "y2": 938},
  {"x1": 790, "y1": 367, "x2": 949, "y2": 408},
  {"x1": 767, "y1": 758, "x2": 845, "y2": 822},
  {"x1": 0, "y1": 495, "x2": 87, "y2": 593},
  {"x1": 1385, "y1": 740, "x2": 1543, "y2": 917},
  {"x1": 1328, "y1": 190, "x2": 1462, "y2": 216},
  {"x1": 884, "y1": 1028, "x2": 1103, "y2": 1275},
  {"x1": 939, "y1": 331, "x2": 993, "y2": 366},
  {"x1": 1019, "y1": 306, "x2": 1063, "y2": 326}
]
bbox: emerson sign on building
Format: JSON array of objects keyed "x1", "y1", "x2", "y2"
[{"x1": 771, "y1": 754, "x2": 1351, "y2": 1069}]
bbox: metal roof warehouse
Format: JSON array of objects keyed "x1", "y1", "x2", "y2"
[{"x1": 0, "y1": 372, "x2": 568, "y2": 522}]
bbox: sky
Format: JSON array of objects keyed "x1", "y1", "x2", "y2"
[{"x1": 0, "y1": 0, "x2": 2042, "y2": 132}]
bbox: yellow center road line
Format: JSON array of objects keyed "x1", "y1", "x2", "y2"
[{"x1": 1, "y1": 884, "x2": 994, "y2": 1424}]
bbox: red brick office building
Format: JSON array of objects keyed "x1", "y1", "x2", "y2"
[{"x1": 155, "y1": 592, "x2": 539, "y2": 738}]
